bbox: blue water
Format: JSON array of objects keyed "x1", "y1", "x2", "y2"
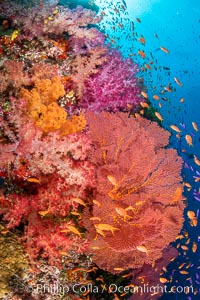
[{"x1": 94, "y1": 1, "x2": 200, "y2": 299}]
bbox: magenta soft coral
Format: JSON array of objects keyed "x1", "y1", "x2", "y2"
[{"x1": 82, "y1": 49, "x2": 141, "y2": 112}]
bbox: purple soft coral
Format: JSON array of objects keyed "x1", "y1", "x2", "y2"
[{"x1": 81, "y1": 49, "x2": 141, "y2": 112}]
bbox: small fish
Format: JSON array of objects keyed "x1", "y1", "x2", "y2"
[
  {"x1": 185, "y1": 134, "x2": 193, "y2": 146},
  {"x1": 191, "y1": 217, "x2": 198, "y2": 227},
  {"x1": 160, "y1": 46, "x2": 170, "y2": 54},
  {"x1": 181, "y1": 245, "x2": 188, "y2": 251},
  {"x1": 122, "y1": 272, "x2": 132, "y2": 278},
  {"x1": 171, "y1": 187, "x2": 182, "y2": 203},
  {"x1": 140, "y1": 101, "x2": 149, "y2": 108},
  {"x1": 11, "y1": 29, "x2": 20, "y2": 41},
  {"x1": 138, "y1": 37, "x2": 146, "y2": 45},
  {"x1": 187, "y1": 210, "x2": 195, "y2": 220},
  {"x1": 38, "y1": 210, "x2": 51, "y2": 217},
  {"x1": 70, "y1": 212, "x2": 81, "y2": 216},
  {"x1": 180, "y1": 270, "x2": 189, "y2": 275},
  {"x1": 138, "y1": 50, "x2": 146, "y2": 58},
  {"x1": 164, "y1": 84, "x2": 172, "y2": 92},
  {"x1": 141, "y1": 91, "x2": 148, "y2": 99},
  {"x1": 154, "y1": 32, "x2": 159, "y2": 39},
  {"x1": 180, "y1": 98, "x2": 185, "y2": 103},
  {"x1": 176, "y1": 234, "x2": 184, "y2": 240},
  {"x1": 192, "y1": 122, "x2": 198, "y2": 132},
  {"x1": 59, "y1": 251, "x2": 70, "y2": 256},
  {"x1": 170, "y1": 125, "x2": 181, "y2": 133},
  {"x1": 115, "y1": 207, "x2": 132, "y2": 221},
  {"x1": 89, "y1": 217, "x2": 102, "y2": 221},
  {"x1": 174, "y1": 77, "x2": 183, "y2": 87},
  {"x1": 135, "y1": 200, "x2": 145, "y2": 206},
  {"x1": 136, "y1": 17, "x2": 141, "y2": 23},
  {"x1": 192, "y1": 242, "x2": 197, "y2": 253},
  {"x1": 95, "y1": 223, "x2": 120, "y2": 235},
  {"x1": 71, "y1": 197, "x2": 87, "y2": 207},
  {"x1": 27, "y1": 177, "x2": 41, "y2": 184},
  {"x1": 194, "y1": 155, "x2": 200, "y2": 166},
  {"x1": 159, "y1": 277, "x2": 168, "y2": 283},
  {"x1": 153, "y1": 95, "x2": 160, "y2": 100},
  {"x1": 184, "y1": 182, "x2": 192, "y2": 189},
  {"x1": 136, "y1": 245, "x2": 148, "y2": 254},
  {"x1": 179, "y1": 263, "x2": 186, "y2": 269},
  {"x1": 113, "y1": 267, "x2": 125, "y2": 271},
  {"x1": 61, "y1": 225, "x2": 82, "y2": 237},
  {"x1": 155, "y1": 112, "x2": 163, "y2": 121},
  {"x1": 93, "y1": 199, "x2": 101, "y2": 207},
  {"x1": 107, "y1": 175, "x2": 118, "y2": 186},
  {"x1": 145, "y1": 63, "x2": 152, "y2": 70}
]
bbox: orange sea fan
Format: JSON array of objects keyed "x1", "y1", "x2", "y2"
[{"x1": 83, "y1": 112, "x2": 184, "y2": 273}]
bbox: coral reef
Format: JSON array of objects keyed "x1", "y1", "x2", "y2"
[{"x1": 0, "y1": 0, "x2": 185, "y2": 298}]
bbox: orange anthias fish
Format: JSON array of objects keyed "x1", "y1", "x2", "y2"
[
  {"x1": 140, "y1": 101, "x2": 149, "y2": 108},
  {"x1": 171, "y1": 187, "x2": 182, "y2": 203},
  {"x1": 71, "y1": 197, "x2": 87, "y2": 207},
  {"x1": 138, "y1": 50, "x2": 146, "y2": 58},
  {"x1": 155, "y1": 112, "x2": 163, "y2": 121},
  {"x1": 170, "y1": 125, "x2": 181, "y2": 133},
  {"x1": 174, "y1": 76, "x2": 183, "y2": 87},
  {"x1": 194, "y1": 155, "x2": 200, "y2": 166},
  {"x1": 153, "y1": 95, "x2": 160, "y2": 100},
  {"x1": 141, "y1": 91, "x2": 148, "y2": 99},
  {"x1": 185, "y1": 134, "x2": 193, "y2": 146},
  {"x1": 115, "y1": 207, "x2": 132, "y2": 222},
  {"x1": 160, "y1": 46, "x2": 170, "y2": 54},
  {"x1": 192, "y1": 122, "x2": 198, "y2": 132},
  {"x1": 93, "y1": 199, "x2": 101, "y2": 208},
  {"x1": 38, "y1": 210, "x2": 51, "y2": 217},
  {"x1": 95, "y1": 223, "x2": 120, "y2": 235},
  {"x1": 27, "y1": 177, "x2": 41, "y2": 184},
  {"x1": 107, "y1": 175, "x2": 118, "y2": 186},
  {"x1": 145, "y1": 63, "x2": 152, "y2": 70},
  {"x1": 192, "y1": 242, "x2": 197, "y2": 253},
  {"x1": 138, "y1": 37, "x2": 146, "y2": 45},
  {"x1": 61, "y1": 225, "x2": 82, "y2": 237},
  {"x1": 159, "y1": 277, "x2": 168, "y2": 283},
  {"x1": 136, "y1": 245, "x2": 148, "y2": 255},
  {"x1": 187, "y1": 210, "x2": 196, "y2": 221}
]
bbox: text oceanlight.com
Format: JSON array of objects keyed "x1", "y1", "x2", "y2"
[{"x1": 33, "y1": 283, "x2": 193, "y2": 296}]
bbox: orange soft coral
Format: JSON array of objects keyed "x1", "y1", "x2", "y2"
[
  {"x1": 19, "y1": 77, "x2": 66, "y2": 133},
  {"x1": 19, "y1": 77, "x2": 87, "y2": 134},
  {"x1": 59, "y1": 113, "x2": 87, "y2": 136}
]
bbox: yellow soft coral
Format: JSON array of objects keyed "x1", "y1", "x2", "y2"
[
  {"x1": 19, "y1": 77, "x2": 66, "y2": 133},
  {"x1": 19, "y1": 77, "x2": 87, "y2": 135},
  {"x1": 59, "y1": 113, "x2": 87, "y2": 136}
]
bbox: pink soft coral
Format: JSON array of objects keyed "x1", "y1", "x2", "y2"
[{"x1": 82, "y1": 50, "x2": 141, "y2": 112}]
